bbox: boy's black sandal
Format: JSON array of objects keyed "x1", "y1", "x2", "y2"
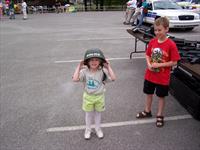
[
  {"x1": 136, "y1": 111, "x2": 152, "y2": 119},
  {"x1": 156, "y1": 116, "x2": 164, "y2": 127}
]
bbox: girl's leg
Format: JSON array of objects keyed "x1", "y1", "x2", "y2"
[
  {"x1": 94, "y1": 111, "x2": 101, "y2": 130},
  {"x1": 145, "y1": 94, "x2": 153, "y2": 112},
  {"x1": 85, "y1": 111, "x2": 94, "y2": 130},
  {"x1": 84, "y1": 111, "x2": 94, "y2": 139},
  {"x1": 157, "y1": 97, "x2": 165, "y2": 116},
  {"x1": 94, "y1": 111, "x2": 104, "y2": 138}
]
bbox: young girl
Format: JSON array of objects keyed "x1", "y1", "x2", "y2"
[{"x1": 72, "y1": 48, "x2": 116, "y2": 140}]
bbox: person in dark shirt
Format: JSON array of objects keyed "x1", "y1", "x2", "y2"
[
  {"x1": 55, "y1": 0, "x2": 61, "y2": 13},
  {"x1": 9, "y1": 0, "x2": 15, "y2": 19}
]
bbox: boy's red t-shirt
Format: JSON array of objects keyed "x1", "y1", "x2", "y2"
[{"x1": 145, "y1": 38, "x2": 180, "y2": 85}]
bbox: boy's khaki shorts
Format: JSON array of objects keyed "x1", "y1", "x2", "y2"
[{"x1": 82, "y1": 92, "x2": 105, "y2": 112}]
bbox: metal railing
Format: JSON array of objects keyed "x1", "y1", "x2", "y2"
[{"x1": 26, "y1": 4, "x2": 126, "y2": 14}]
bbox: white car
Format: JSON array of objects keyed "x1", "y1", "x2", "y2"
[{"x1": 143, "y1": 0, "x2": 200, "y2": 30}]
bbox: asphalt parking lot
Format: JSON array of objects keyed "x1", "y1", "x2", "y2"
[{"x1": 0, "y1": 12, "x2": 200, "y2": 150}]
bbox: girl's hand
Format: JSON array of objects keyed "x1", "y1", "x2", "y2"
[
  {"x1": 72, "y1": 60, "x2": 85, "y2": 82},
  {"x1": 78, "y1": 60, "x2": 85, "y2": 69},
  {"x1": 103, "y1": 59, "x2": 110, "y2": 69},
  {"x1": 79, "y1": 60, "x2": 84, "y2": 67}
]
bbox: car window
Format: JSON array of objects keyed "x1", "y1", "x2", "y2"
[{"x1": 153, "y1": 1, "x2": 182, "y2": 10}]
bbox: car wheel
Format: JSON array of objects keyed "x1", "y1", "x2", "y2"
[{"x1": 155, "y1": 16, "x2": 161, "y2": 20}]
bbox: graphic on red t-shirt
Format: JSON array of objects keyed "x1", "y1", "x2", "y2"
[{"x1": 151, "y1": 47, "x2": 169, "y2": 72}]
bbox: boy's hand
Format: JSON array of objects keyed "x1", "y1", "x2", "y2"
[
  {"x1": 151, "y1": 62, "x2": 161, "y2": 68},
  {"x1": 147, "y1": 62, "x2": 154, "y2": 71}
]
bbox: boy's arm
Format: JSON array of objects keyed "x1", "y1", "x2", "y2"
[
  {"x1": 146, "y1": 55, "x2": 154, "y2": 71},
  {"x1": 151, "y1": 61, "x2": 177, "y2": 68},
  {"x1": 103, "y1": 60, "x2": 116, "y2": 81},
  {"x1": 72, "y1": 60, "x2": 84, "y2": 82}
]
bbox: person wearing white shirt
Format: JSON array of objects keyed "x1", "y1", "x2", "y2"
[
  {"x1": 22, "y1": 0, "x2": 27, "y2": 19},
  {"x1": 123, "y1": 0, "x2": 137, "y2": 25}
]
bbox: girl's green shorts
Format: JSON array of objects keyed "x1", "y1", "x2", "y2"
[{"x1": 82, "y1": 92, "x2": 105, "y2": 112}]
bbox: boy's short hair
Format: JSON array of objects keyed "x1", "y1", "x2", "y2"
[{"x1": 154, "y1": 17, "x2": 169, "y2": 29}]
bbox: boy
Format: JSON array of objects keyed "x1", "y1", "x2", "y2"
[{"x1": 136, "y1": 17, "x2": 180, "y2": 127}]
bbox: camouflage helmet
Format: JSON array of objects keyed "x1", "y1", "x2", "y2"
[{"x1": 83, "y1": 48, "x2": 106, "y2": 65}]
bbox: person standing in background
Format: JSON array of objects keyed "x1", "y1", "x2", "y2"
[
  {"x1": 123, "y1": 0, "x2": 137, "y2": 25},
  {"x1": 131, "y1": 0, "x2": 143, "y2": 26},
  {"x1": 9, "y1": 0, "x2": 15, "y2": 19},
  {"x1": 133, "y1": 0, "x2": 149, "y2": 31},
  {"x1": 5, "y1": 0, "x2": 10, "y2": 16},
  {"x1": 22, "y1": 0, "x2": 27, "y2": 20},
  {"x1": 55, "y1": 0, "x2": 61, "y2": 13},
  {"x1": 0, "y1": 0, "x2": 3, "y2": 19}
]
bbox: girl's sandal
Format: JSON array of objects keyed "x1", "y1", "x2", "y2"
[
  {"x1": 156, "y1": 116, "x2": 164, "y2": 127},
  {"x1": 136, "y1": 111, "x2": 152, "y2": 119}
]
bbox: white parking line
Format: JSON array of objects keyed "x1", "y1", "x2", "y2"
[
  {"x1": 54, "y1": 56, "x2": 145, "y2": 63},
  {"x1": 46, "y1": 114, "x2": 192, "y2": 133},
  {"x1": 57, "y1": 37, "x2": 132, "y2": 42}
]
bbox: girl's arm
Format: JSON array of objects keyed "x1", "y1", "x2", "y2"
[
  {"x1": 72, "y1": 60, "x2": 84, "y2": 82},
  {"x1": 103, "y1": 60, "x2": 116, "y2": 81}
]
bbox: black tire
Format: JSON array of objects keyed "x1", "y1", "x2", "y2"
[
  {"x1": 155, "y1": 16, "x2": 161, "y2": 20},
  {"x1": 185, "y1": 27, "x2": 194, "y2": 31}
]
